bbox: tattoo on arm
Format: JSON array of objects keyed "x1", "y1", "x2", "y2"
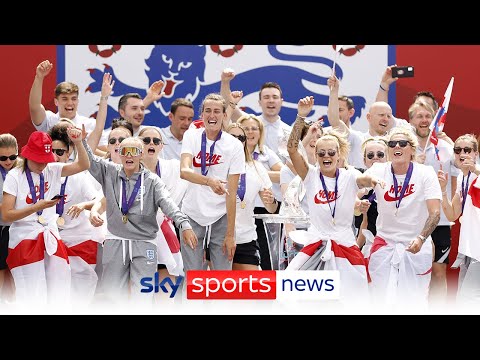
[
  {"x1": 420, "y1": 210, "x2": 440, "y2": 238},
  {"x1": 287, "y1": 119, "x2": 304, "y2": 150}
]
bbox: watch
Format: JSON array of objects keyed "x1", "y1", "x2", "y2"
[{"x1": 417, "y1": 235, "x2": 426, "y2": 243}]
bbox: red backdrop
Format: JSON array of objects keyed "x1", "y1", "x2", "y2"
[{"x1": 1, "y1": 44, "x2": 478, "y2": 298}]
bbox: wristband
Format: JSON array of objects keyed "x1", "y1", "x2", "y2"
[
  {"x1": 417, "y1": 235, "x2": 426, "y2": 243},
  {"x1": 379, "y1": 84, "x2": 388, "y2": 92},
  {"x1": 100, "y1": 96, "x2": 109, "y2": 101}
]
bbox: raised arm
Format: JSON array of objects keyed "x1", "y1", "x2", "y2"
[
  {"x1": 29, "y1": 60, "x2": 53, "y2": 126},
  {"x1": 87, "y1": 72, "x2": 115, "y2": 154},
  {"x1": 143, "y1": 80, "x2": 165, "y2": 108},
  {"x1": 220, "y1": 68, "x2": 244, "y2": 122},
  {"x1": 327, "y1": 75, "x2": 348, "y2": 135},
  {"x1": 61, "y1": 125, "x2": 90, "y2": 177},
  {"x1": 375, "y1": 65, "x2": 398, "y2": 103},
  {"x1": 287, "y1": 96, "x2": 314, "y2": 180}
]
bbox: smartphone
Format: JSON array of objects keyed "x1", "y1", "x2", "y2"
[
  {"x1": 51, "y1": 194, "x2": 65, "y2": 200},
  {"x1": 391, "y1": 66, "x2": 414, "y2": 78}
]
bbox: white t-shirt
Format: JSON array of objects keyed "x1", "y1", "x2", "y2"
[
  {"x1": 180, "y1": 127, "x2": 245, "y2": 226},
  {"x1": 159, "y1": 126, "x2": 183, "y2": 161},
  {"x1": 253, "y1": 144, "x2": 283, "y2": 206},
  {"x1": 3, "y1": 163, "x2": 64, "y2": 248},
  {"x1": 303, "y1": 166, "x2": 360, "y2": 246},
  {"x1": 235, "y1": 162, "x2": 272, "y2": 244},
  {"x1": 365, "y1": 161, "x2": 442, "y2": 244},
  {"x1": 418, "y1": 139, "x2": 459, "y2": 226},
  {"x1": 56, "y1": 171, "x2": 100, "y2": 245},
  {"x1": 34, "y1": 112, "x2": 96, "y2": 140},
  {"x1": 259, "y1": 115, "x2": 292, "y2": 159},
  {"x1": 156, "y1": 158, "x2": 187, "y2": 207}
]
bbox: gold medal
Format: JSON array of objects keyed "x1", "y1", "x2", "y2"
[
  {"x1": 354, "y1": 209, "x2": 362, "y2": 217},
  {"x1": 57, "y1": 216, "x2": 65, "y2": 227},
  {"x1": 395, "y1": 208, "x2": 399, "y2": 216},
  {"x1": 122, "y1": 215, "x2": 128, "y2": 224},
  {"x1": 332, "y1": 218, "x2": 336, "y2": 225},
  {"x1": 241, "y1": 201, "x2": 246, "y2": 209},
  {"x1": 37, "y1": 215, "x2": 46, "y2": 225}
]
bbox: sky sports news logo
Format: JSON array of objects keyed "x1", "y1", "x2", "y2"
[
  {"x1": 139, "y1": 271, "x2": 339, "y2": 300},
  {"x1": 186, "y1": 270, "x2": 339, "y2": 300}
]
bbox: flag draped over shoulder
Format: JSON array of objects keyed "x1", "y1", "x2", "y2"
[
  {"x1": 458, "y1": 177, "x2": 480, "y2": 261},
  {"x1": 428, "y1": 77, "x2": 454, "y2": 161}
]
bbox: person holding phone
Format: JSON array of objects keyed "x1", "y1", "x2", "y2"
[
  {"x1": 438, "y1": 134, "x2": 480, "y2": 306},
  {"x1": 1, "y1": 127, "x2": 89, "y2": 307}
]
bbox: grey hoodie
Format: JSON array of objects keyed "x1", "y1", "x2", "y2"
[{"x1": 84, "y1": 140, "x2": 191, "y2": 241}]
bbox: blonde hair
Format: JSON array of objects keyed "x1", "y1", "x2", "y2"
[
  {"x1": 237, "y1": 114, "x2": 266, "y2": 154},
  {"x1": 361, "y1": 136, "x2": 388, "y2": 160},
  {"x1": 454, "y1": 133, "x2": 478, "y2": 153},
  {"x1": 316, "y1": 129, "x2": 350, "y2": 166},
  {"x1": 0, "y1": 133, "x2": 19, "y2": 168},
  {"x1": 387, "y1": 125, "x2": 418, "y2": 161},
  {"x1": 226, "y1": 123, "x2": 252, "y2": 163},
  {"x1": 138, "y1": 126, "x2": 162, "y2": 139}
]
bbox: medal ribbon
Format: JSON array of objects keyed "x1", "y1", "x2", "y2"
[
  {"x1": 25, "y1": 165, "x2": 44, "y2": 217},
  {"x1": 201, "y1": 130, "x2": 222, "y2": 176},
  {"x1": 237, "y1": 173, "x2": 246, "y2": 203},
  {"x1": 392, "y1": 162, "x2": 413, "y2": 213},
  {"x1": 0, "y1": 166, "x2": 7, "y2": 181},
  {"x1": 461, "y1": 171, "x2": 471, "y2": 213},
  {"x1": 56, "y1": 176, "x2": 69, "y2": 217},
  {"x1": 319, "y1": 168, "x2": 339, "y2": 223},
  {"x1": 121, "y1": 176, "x2": 142, "y2": 217},
  {"x1": 156, "y1": 161, "x2": 161, "y2": 178}
]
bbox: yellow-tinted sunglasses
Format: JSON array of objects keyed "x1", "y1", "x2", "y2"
[{"x1": 119, "y1": 146, "x2": 143, "y2": 157}]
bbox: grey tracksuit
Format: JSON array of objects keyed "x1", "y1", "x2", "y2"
[{"x1": 84, "y1": 140, "x2": 192, "y2": 240}]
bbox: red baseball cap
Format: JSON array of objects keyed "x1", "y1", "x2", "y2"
[{"x1": 21, "y1": 131, "x2": 56, "y2": 163}]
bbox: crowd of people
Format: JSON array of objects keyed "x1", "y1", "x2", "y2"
[{"x1": 0, "y1": 60, "x2": 479, "y2": 313}]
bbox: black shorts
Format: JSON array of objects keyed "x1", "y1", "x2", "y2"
[
  {"x1": 205, "y1": 240, "x2": 260, "y2": 266},
  {"x1": 0, "y1": 226, "x2": 9, "y2": 270},
  {"x1": 431, "y1": 225, "x2": 451, "y2": 264}
]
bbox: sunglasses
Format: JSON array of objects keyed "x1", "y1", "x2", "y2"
[
  {"x1": 52, "y1": 149, "x2": 68, "y2": 156},
  {"x1": 0, "y1": 154, "x2": 17, "y2": 161},
  {"x1": 141, "y1": 137, "x2": 162, "y2": 146},
  {"x1": 387, "y1": 140, "x2": 411, "y2": 148},
  {"x1": 453, "y1": 147, "x2": 473, "y2": 154},
  {"x1": 108, "y1": 137, "x2": 126, "y2": 145},
  {"x1": 119, "y1": 146, "x2": 143, "y2": 157},
  {"x1": 231, "y1": 134, "x2": 247, "y2": 142},
  {"x1": 366, "y1": 151, "x2": 385, "y2": 160},
  {"x1": 317, "y1": 149, "x2": 337, "y2": 157}
]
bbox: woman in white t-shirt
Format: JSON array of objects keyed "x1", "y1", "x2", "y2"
[
  {"x1": 286, "y1": 96, "x2": 383, "y2": 305},
  {"x1": 139, "y1": 126, "x2": 187, "y2": 288},
  {"x1": 48, "y1": 123, "x2": 102, "y2": 305},
  {"x1": 365, "y1": 126, "x2": 442, "y2": 309},
  {"x1": 237, "y1": 114, "x2": 283, "y2": 270},
  {"x1": 226, "y1": 123, "x2": 278, "y2": 270},
  {"x1": 1, "y1": 128, "x2": 89, "y2": 307},
  {"x1": 438, "y1": 134, "x2": 480, "y2": 305}
]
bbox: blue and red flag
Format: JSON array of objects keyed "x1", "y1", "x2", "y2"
[{"x1": 428, "y1": 77, "x2": 454, "y2": 161}]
